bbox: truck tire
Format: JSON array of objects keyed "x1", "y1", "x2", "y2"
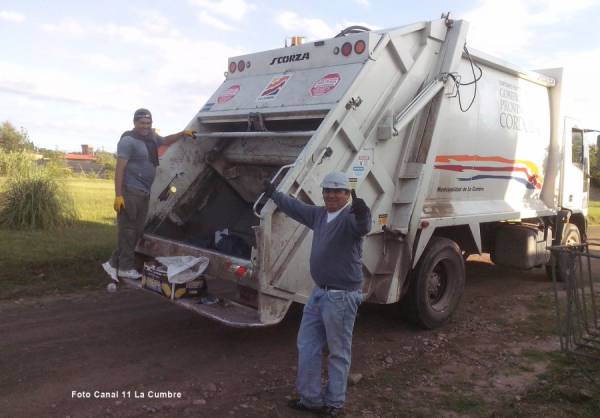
[
  {"x1": 545, "y1": 223, "x2": 581, "y2": 282},
  {"x1": 405, "y1": 237, "x2": 465, "y2": 329}
]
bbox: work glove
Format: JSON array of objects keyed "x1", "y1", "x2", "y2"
[
  {"x1": 350, "y1": 190, "x2": 368, "y2": 218},
  {"x1": 262, "y1": 179, "x2": 276, "y2": 198},
  {"x1": 114, "y1": 196, "x2": 125, "y2": 213},
  {"x1": 183, "y1": 129, "x2": 195, "y2": 137}
]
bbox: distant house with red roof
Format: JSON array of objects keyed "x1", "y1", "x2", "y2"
[{"x1": 65, "y1": 145, "x2": 106, "y2": 176}]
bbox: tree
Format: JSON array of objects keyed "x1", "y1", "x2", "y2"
[
  {"x1": 95, "y1": 151, "x2": 116, "y2": 179},
  {"x1": 37, "y1": 148, "x2": 65, "y2": 160},
  {"x1": 590, "y1": 144, "x2": 600, "y2": 188},
  {"x1": 0, "y1": 121, "x2": 34, "y2": 152}
]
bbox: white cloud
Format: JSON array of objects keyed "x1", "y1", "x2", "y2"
[
  {"x1": 23, "y1": 17, "x2": 242, "y2": 135},
  {"x1": 100, "y1": 22, "x2": 146, "y2": 43},
  {"x1": 92, "y1": 21, "x2": 242, "y2": 86},
  {"x1": 463, "y1": 0, "x2": 597, "y2": 56},
  {"x1": 137, "y1": 9, "x2": 171, "y2": 34},
  {"x1": 275, "y1": 11, "x2": 335, "y2": 41},
  {"x1": 41, "y1": 18, "x2": 85, "y2": 36},
  {"x1": 8, "y1": 9, "x2": 242, "y2": 151},
  {"x1": 196, "y1": 11, "x2": 235, "y2": 31},
  {"x1": 190, "y1": 0, "x2": 256, "y2": 22},
  {"x1": 0, "y1": 62, "x2": 125, "y2": 110},
  {"x1": 14, "y1": 96, "x2": 45, "y2": 110},
  {"x1": 0, "y1": 10, "x2": 25, "y2": 23},
  {"x1": 534, "y1": 48, "x2": 600, "y2": 129},
  {"x1": 526, "y1": 0, "x2": 596, "y2": 25},
  {"x1": 81, "y1": 53, "x2": 132, "y2": 73},
  {"x1": 461, "y1": 0, "x2": 600, "y2": 130},
  {"x1": 354, "y1": 0, "x2": 370, "y2": 7},
  {"x1": 463, "y1": 0, "x2": 533, "y2": 55}
]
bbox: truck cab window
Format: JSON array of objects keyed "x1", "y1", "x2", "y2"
[{"x1": 572, "y1": 129, "x2": 584, "y2": 169}]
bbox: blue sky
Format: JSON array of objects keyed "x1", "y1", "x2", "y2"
[{"x1": 1, "y1": 0, "x2": 599, "y2": 152}]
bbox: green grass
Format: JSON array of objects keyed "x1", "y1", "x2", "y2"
[
  {"x1": 588, "y1": 200, "x2": 600, "y2": 225},
  {"x1": 504, "y1": 351, "x2": 600, "y2": 418},
  {"x1": 0, "y1": 177, "x2": 116, "y2": 299}
]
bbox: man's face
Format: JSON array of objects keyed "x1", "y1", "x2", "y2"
[
  {"x1": 134, "y1": 118, "x2": 152, "y2": 137},
  {"x1": 322, "y1": 188, "x2": 350, "y2": 213}
]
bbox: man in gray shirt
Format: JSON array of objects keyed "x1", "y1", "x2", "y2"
[
  {"x1": 102, "y1": 108, "x2": 193, "y2": 281},
  {"x1": 263, "y1": 171, "x2": 371, "y2": 418}
]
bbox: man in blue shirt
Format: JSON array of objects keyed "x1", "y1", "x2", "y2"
[
  {"x1": 102, "y1": 108, "x2": 193, "y2": 281},
  {"x1": 263, "y1": 171, "x2": 371, "y2": 417}
]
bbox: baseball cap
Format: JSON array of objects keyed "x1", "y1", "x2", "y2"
[{"x1": 133, "y1": 108, "x2": 152, "y2": 122}]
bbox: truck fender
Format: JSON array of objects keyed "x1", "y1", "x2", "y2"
[{"x1": 412, "y1": 222, "x2": 481, "y2": 268}]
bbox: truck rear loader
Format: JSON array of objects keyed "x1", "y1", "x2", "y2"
[{"x1": 126, "y1": 16, "x2": 590, "y2": 329}]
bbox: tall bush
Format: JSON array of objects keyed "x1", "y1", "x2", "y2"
[
  {"x1": 0, "y1": 152, "x2": 78, "y2": 229},
  {"x1": 0, "y1": 151, "x2": 31, "y2": 176}
]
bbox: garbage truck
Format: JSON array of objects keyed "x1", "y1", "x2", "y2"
[{"x1": 125, "y1": 15, "x2": 590, "y2": 329}]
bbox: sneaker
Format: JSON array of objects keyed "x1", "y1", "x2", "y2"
[
  {"x1": 118, "y1": 269, "x2": 142, "y2": 279},
  {"x1": 319, "y1": 406, "x2": 344, "y2": 418},
  {"x1": 102, "y1": 262, "x2": 119, "y2": 283},
  {"x1": 287, "y1": 399, "x2": 322, "y2": 413}
]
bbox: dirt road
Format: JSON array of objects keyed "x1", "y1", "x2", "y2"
[{"x1": 2, "y1": 228, "x2": 599, "y2": 418}]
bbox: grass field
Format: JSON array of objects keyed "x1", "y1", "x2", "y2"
[
  {"x1": 588, "y1": 200, "x2": 600, "y2": 224},
  {"x1": 0, "y1": 178, "x2": 116, "y2": 300}
]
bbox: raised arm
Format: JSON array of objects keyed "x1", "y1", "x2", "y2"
[{"x1": 263, "y1": 181, "x2": 319, "y2": 229}]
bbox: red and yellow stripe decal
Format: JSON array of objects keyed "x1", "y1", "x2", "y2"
[{"x1": 435, "y1": 155, "x2": 542, "y2": 190}]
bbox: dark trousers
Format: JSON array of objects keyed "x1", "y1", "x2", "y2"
[{"x1": 109, "y1": 187, "x2": 149, "y2": 271}]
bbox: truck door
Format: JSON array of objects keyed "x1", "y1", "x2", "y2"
[{"x1": 561, "y1": 123, "x2": 589, "y2": 213}]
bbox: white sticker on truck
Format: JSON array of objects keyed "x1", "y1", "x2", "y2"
[
  {"x1": 310, "y1": 73, "x2": 341, "y2": 97},
  {"x1": 257, "y1": 75, "x2": 292, "y2": 102}
]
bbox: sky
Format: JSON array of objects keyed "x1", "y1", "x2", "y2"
[{"x1": 1, "y1": 0, "x2": 599, "y2": 152}]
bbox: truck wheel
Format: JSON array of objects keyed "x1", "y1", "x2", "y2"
[
  {"x1": 545, "y1": 224, "x2": 581, "y2": 282},
  {"x1": 405, "y1": 237, "x2": 465, "y2": 329}
]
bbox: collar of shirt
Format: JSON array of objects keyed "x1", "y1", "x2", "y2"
[{"x1": 326, "y1": 202, "x2": 350, "y2": 223}]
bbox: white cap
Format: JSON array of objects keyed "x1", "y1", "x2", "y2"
[{"x1": 320, "y1": 171, "x2": 350, "y2": 189}]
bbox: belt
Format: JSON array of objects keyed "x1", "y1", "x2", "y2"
[{"x1": 319, "y1": 284, "x2": 353, "y2": 291}]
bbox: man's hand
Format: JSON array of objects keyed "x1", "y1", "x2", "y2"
[
  {"x1": 262, "y1": 180, "x2": 276, "y2": 198},
  {"x1": 114, "y1": 196, "x2": 125, "y2": 213},
  {"x1": 183, "y1": 129, "x2": 195, "y2": 137},
  {"x1": 350, "y1": 190, "x2": 368, "y2": 217}
]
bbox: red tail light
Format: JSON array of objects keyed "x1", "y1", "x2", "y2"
[
  {"x1": 235, "y1": 266, "x2": 248, "y2": 278},
  {"x1": 228, "y1": 61, "x2": 237, "y2": 73},
  {"x1": 341, "y1": 42, "x2": 352, "y2": 57},
  {"x1": 237, "y1": 60, "x2": 245, "y2": 72},
  {"x1": 354, "y1": 40, "x2": 366, "y2": 54}
]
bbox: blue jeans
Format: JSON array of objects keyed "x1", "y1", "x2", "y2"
[{"x1": 297, "y1": 287, "x2": 363, "y2": 409}]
